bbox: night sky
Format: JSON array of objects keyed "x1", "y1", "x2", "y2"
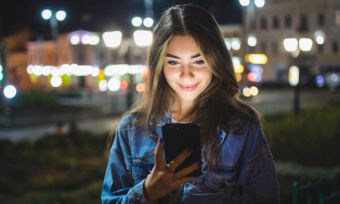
[{"x1": 0, "y1": 0, "x2": 242, "y2": 39}]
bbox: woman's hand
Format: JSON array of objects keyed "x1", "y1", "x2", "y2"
[{"x1": 143, "y1": 138, "x2": 200, "y2": 203}]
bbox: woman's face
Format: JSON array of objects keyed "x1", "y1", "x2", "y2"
[{"x1": 163, "y1": 35, "x2": 213, "y2": 105}]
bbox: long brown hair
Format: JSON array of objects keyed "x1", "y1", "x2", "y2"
[{"x1": 130, "y1": 4, "x2": 260, "y2": 168}]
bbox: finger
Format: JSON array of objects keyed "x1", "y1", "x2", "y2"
[
  {"x1": 173, "y1": 176, "x2": 196, "y2": 188},
  {"x1": 169, "y1": 149, "x2": 192, "y2": 171},
  {"x1": 175, "y1": 161, "x2": 200, "y2": 179},
  {"x1": 154, "y1": 137, "x2": 166, "y2": 168}
]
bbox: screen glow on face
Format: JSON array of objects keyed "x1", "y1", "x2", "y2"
[{"x1": 163, "y1": 35, "x2": 212, "y2": 104}]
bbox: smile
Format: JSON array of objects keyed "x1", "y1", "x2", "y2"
[{"x1": 178, "y1": 82, "x2": 199, "y2": 91}]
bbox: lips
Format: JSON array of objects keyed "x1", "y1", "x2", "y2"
[{"x1": 178, "y1": 82, "x2": 199, "y2": 91}]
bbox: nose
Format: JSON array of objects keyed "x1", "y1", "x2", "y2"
[{"x1": 180, "y1": 64, "x2": 194, "y2": 78}]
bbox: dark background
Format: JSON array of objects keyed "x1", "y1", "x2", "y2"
[{"x1": 0, "y1": 0, "x2": 242, "y2": 39}]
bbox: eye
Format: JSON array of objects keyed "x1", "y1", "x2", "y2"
[
  {"x1": 194, "y1": 60, "x2": 205, "y2": 65},
  {"x1": 167, "y1": 60, "x2": 179, "y2": 65}
]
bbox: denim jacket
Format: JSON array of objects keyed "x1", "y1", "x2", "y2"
[{"x1": 102, "y1": 113, "x2": 280, "y2": 204}]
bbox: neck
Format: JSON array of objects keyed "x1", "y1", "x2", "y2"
[{"x1": 171, "y1": 99, "x2": 194, "y2": 122}]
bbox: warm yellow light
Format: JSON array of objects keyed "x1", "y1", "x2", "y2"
[
  {"x1": 136, "y1": 83, "x2": 145, "y2": 92},
  {"x1": 245, "y1": 54, "x2": 268, "y2": 65},
  {"x1": 242, "y1": 87, "x2": 251, "y2": 97},
  {"x1": 288, "y1": 66, "x2": 299, "y2": 86},
  {"x1": 250, "y1": 86, "x2": 259, "y2": 96},
  {"x1": 235, "y1": 73, "x2": 242, "y2": 82},
  {"x1": 234, "y1": 64, "x2": 244, "y2": 74}
]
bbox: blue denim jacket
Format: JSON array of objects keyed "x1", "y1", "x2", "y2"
[{"x1": 102, "y1": 113, "x2": 280, "y2": 204}]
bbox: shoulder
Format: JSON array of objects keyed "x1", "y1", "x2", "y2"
[
  {"x1": 242, "y1": 119, "x2": 272, "y2": 163},
  {"x1": 117, "y1": 112, "x2": 145, "y2": 130}
]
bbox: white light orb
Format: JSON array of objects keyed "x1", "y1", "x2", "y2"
[
  {"x1": 133, "y1": 30, "x2": 153, "y2": 47},
  {"x1": 56, "y1": 10, "x2": 66, "y2": 21},
  {"x1": 143, "y1": 17, "x2": 154, "y2": 28},
  {"x1": 70, "y1": 35, "x2": 80, "y2": 45},
  {"x1": 314, "y1": 30, "x2": 325, "y2": 45},
  {"x1": 99, "y1": 80, "x2": 108, "y2": 91},
  {"x1": 108, "y1": 78, "x2": 121, "y2": 91},
  {"x1": 242, "y1": 87, "x2": 251, "y2": 97},
  {"x1": 283, "y1": 38, "x2": 298, "y2": 52},
  {"x1": 50, "y1": 75, "x2": 62, "y2": 87},
  {"x1": 102, "y1": 31, "x2": 122, "y2": 48},
  {"x1": 231, "y1": 38, "x2": 241, "y2": 50},
  {"x1": 239, "y1": 0, "x2": 250, "y2": 7},
  {"x1": 41, "y1": 9, "x2": 52, "y2": 20},
  {"x1": 288, "y1": 66, "x2": 300, "y2": 86},
  {"x1": 255, "y1": 0, "x2": 265, "y2": 8},
  {"x1": 299, "y1": 38, "x2": 313, "y2": 52},
  {"x1": 250, "y1": 86, "x2": 259, "y2": 96},
  {"x1": 247, "y1": 35, "x2": 257, "y2": 47},
  {"x1": 132, "y1": 17, "x2": 143, "y2": 27},
  {"x1": 4, "y1": 85, "x2": 17, "y2": 99}
]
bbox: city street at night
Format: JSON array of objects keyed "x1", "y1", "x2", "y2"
[{"x1": 1, "y1": 0, "x2": 340, "y2": 203}]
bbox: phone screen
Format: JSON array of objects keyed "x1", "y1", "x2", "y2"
[{"x1": 162, "y1": 123, "x2": 201, "y2": 177}]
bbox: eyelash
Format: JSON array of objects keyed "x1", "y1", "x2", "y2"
[
  {"x1": 167, "y1": 60, "x2": 179, "y2": 65},
  {"x1": 166, "y1": 60, "x2": 205, "y2": 65},
  {"x1": 194, "y1": 60, "x2": 205, "y2": 65}
]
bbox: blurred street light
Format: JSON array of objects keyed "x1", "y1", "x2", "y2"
[
  {"x1": 283, "y1": 38, "x2": 299, "y2": 52},
  {"x1": 3, "y1": 85, "x2": 17, "y2": 99},
  {"x1": 288, "y1": 65, "x2": 300, "y2": 87},
  {"x1": 314, "y1": 30, "x2": 326, "y2": 45},
  {"x1": 132, "y1": 17, "x2": 143, "y2": 27},
  {"x1": 143, "y1": 17, "x2": 154, "y2": 28},
  {"x1": 102, "y1": 31, "x2": 122, "y2": 48},
  {"x1": 299, "y1": 38, "x2": 313, "y2": 52},
  {"x1": 254, "y1": 0, "x2": 265, "y2": 8},
  {"x1": 247, "y1": 35, "x2": 257, "y2": 47},
  {"x1": 133, "y1": 30, "x2": 153, "y2": 47},
  {"x1": 56, "y1": 10, "x2": 67, "y2": 21},
  {"x1": 41, "y1": 9, "x2": 67, "y2": 39},
  {"x1": 283, "y1": 37, "x2": 314, "y2": 115}
]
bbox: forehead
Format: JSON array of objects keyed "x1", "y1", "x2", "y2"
[{"x1": 166, "y1": 35, "x2": 201, "y2": 53}]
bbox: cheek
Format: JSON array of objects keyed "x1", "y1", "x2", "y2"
[
  {"x1": 198, "y1": 70, "x2": 213, "y2": 83},
  {"x1": 163, "y1": 68, "x2": 178, "y2": 81}
]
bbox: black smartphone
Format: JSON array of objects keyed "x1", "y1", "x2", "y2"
[{"x1": 162, "y1": 123, "x2": 201, "y2": 177}]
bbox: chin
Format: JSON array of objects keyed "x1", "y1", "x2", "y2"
[{"x1": 179, "y1": 93, "x2": 200, "y2": 102}]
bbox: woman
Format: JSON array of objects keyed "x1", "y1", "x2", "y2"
[{"x1": 102, "y1": 4, "x2": 279, "y2": 204}]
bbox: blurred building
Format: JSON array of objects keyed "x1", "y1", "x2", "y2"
[
  {"x1": 25, "y1": 30, "x2": 149, "y2": 92},
  {"x1": 219, "y1": 25, "x2": 245, "y2": 83},
  {"x1": 3, "y1": 29, "x2": 32, "y2": 91},
  {"x1": 241, "y1": 0, "x2": 340, "y2": 84}
]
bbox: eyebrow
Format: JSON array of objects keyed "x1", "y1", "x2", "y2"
[{"x1": 166, "y1": 53, "x2": 201, "y2": 59}]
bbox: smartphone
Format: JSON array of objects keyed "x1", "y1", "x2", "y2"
[{"x1": 162, "y1": 123, "x2": 202, "y2": 177}]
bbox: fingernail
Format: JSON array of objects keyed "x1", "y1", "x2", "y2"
[{"x1": 160, "y1": 138, "x2": 163, "y2": 143}]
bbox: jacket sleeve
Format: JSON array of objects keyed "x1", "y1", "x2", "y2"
[
  {"x1": 226, "y1": 123, "x2": 280, "y2": 204},
  {"x1": 101, "y1": 116, "x2": 148, "y2": 204}
]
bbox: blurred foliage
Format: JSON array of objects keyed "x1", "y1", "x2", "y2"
[
  {"x1": 0, "y1": 132, "x2": 108, "y2": 204},
  {"x1": 0, "y1": 104, "x2": 339, "y2": 203},
  {"x1": 17, "y1": 91, "x2": 58, "y2": 110},
  {"x1": 264, "y1": 104, "x2": 340, "y2": 166}
]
